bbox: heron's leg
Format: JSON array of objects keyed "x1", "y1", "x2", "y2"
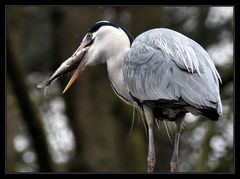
[
  {"x1": 143, "y1": 105, "x2": 155, "y2": 173},
  {"x1": 170, "y1": 115, "x2": 185, "y2": 172}
]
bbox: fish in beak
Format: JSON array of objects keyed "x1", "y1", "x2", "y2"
[{"x1": 37, "y1": 35, "x2": 93, "y2": 94}]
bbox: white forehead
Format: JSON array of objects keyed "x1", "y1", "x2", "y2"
[{"x1": 92, "y1": 25, "x2": 125, "y2": 37}]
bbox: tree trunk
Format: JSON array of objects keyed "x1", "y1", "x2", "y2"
[{"x1": 7, "y1": 39, "x2": 53, "y2": 172}]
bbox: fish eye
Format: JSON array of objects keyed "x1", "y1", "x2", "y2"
[{"x1": 87, "y1": 33, "x2": 93, "y2": 39}]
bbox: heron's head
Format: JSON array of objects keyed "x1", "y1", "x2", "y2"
[{"x1": 62, "y1": 20, "x2": 132, "y2": 94}]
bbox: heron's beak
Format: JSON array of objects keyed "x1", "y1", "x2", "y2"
[{"x1": 62, "y1": 39, "x2": 93, "y2": 94}]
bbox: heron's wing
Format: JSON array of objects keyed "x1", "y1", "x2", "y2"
[{"x1": 123, "y1": 28, "x2": 222, "y2": 115}]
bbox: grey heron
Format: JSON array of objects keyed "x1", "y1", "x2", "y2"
[{"x1": 37, "y1": 20, "x2": 222, "y2": 172}]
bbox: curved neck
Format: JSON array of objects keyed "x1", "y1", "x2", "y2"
[{"x1": 106, "y1": 47, "x2": 132, "y2": 104}]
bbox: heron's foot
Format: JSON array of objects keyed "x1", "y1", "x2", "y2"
[
  {"x1": 147, "y1": 158, "x2": 155, "y2": 173},
  {"x1": 170, "y1": 156, "x2": 178, "y2": 172}
]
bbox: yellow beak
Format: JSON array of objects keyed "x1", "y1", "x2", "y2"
[{"x1": 62, "y1": 58, "x2": 86, "y2": 94}]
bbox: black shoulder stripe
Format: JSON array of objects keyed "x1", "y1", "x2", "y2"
[
  {"x1": 143, "y1": 98, "x2": 190, "y2": 108},
  {"x1": 197, "y1": 107, "x2": 220, "y2": 121}
]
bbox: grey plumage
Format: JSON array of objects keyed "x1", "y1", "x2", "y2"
[
  {"x1": 123, "y1": 28, "x2": 222, "y2": 118},
  {"x1": 38, "y1": 21, "x2": 223, "y2": 172}
]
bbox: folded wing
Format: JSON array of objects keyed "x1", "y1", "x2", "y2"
[{"x1": 123, "y1": 28, "x2": 222, "y2": 120}]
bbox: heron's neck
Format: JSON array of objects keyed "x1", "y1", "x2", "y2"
[{"x1": 106, "y1": 47, "x2": 132, "y2": 104}]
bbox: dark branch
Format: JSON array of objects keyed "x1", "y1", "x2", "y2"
[{"x1": 7, "y1": 38, "x2": 53, "y2": 172}]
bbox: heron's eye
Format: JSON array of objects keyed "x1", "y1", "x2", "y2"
[{"x1": 87, "y1": 33, "x2": 93, "y2": 39}]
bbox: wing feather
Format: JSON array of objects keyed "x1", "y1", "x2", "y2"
[{"x1": 123, "y1": 28, "x2": 222, "y2": 114}]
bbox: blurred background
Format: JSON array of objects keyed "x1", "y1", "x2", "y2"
[{"x1": 6, "y1": 6, "x2": 234, "y2": 173}]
